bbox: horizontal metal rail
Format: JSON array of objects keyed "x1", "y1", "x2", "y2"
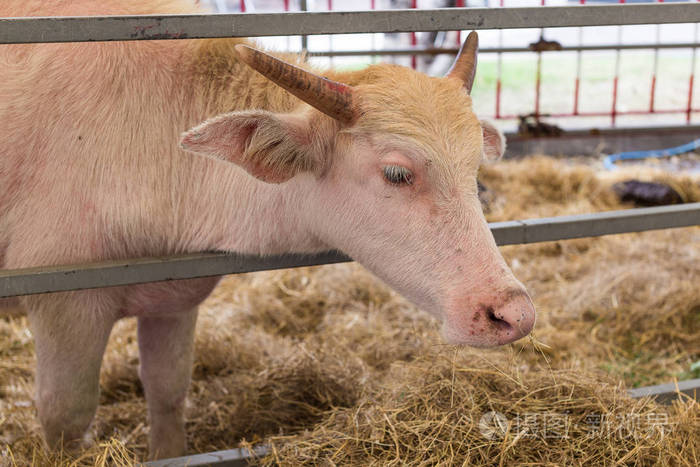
[
  {"x1": 1, "y1": 203, "x2": 698, "y2": 298},
  {"x1": 2, "y1": 5, "x2": 700, "y2": 44},
  {"x1": 144, "y1": 378, "x2": 700, "y2": 466},
  {"x1": 312, "y1": 42, "x2": 700, "y2": 57},
  {"x1": 485, "y1": 203, "x2": 700, "y2": 246},
  {"x1": 627, "y1": 378, "x2": 700, "y2": 405},
  {"x1": 498, "y1": 108, "x2": 700, "y2": 121},
  {"x1": 505, "y1": 124, "x2": 700, "y2": 158},
  {"x1": 146, "y1": 446, "x2": 268, "y2": 467}
]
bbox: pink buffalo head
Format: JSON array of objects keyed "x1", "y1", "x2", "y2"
[{"x1": 181, "y1": 32, "x2": 535, "y2": 347}]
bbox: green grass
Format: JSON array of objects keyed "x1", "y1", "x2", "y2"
[{"x1": 329, "y1": 50, "x2": 699, "y2": 125}]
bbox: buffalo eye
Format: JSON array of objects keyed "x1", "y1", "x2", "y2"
[{"x1": 383, "y1": 165, "x2": 414, "y2": 186}]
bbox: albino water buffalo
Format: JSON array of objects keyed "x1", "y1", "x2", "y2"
[{"x1": 0, "y1": 0, "x2": 535, "y2": 459}]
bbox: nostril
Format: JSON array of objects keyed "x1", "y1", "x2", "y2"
[
  {"x1": 485, "y1": 306, "x2": 513, "y2": 331},
  {"x1": 485, "y1": 306, "x2": 498, "y2": 321}
]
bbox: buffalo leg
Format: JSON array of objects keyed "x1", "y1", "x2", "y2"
[
  {"x1": 27, "y1": 293, "x2": 116, "y2": 451},
  {"x1": 138, "y1": 309, "x2": 198, "y2": 460}
]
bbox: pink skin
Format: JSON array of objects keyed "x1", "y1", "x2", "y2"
[
  {"x1": 0, "y1": 1, "x2": 534, "y2": 459},
  {"x1": 289, "y1": 138, "x2": 534, "y2": 348},
  {"x1": 181, "y1": 111, "x2": 535, "y2": 348}
]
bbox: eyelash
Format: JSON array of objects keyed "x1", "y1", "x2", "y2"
[{"x1": 383, "y1": 165, "x2": 414, "y2": 186}]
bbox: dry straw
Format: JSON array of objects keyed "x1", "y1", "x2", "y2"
[
  {"x1": 1, "y1": 157, "x2": 698, "y2": 466},
  {"x1": 264, "y1": 354, "x2": 699, "y2": 466}
]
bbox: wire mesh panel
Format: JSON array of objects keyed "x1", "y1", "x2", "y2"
[{"x1": 197, "y1": 0, "x2": 700, "y2": 130}]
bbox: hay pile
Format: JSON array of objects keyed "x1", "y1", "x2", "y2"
[
  {"x1": 264, "y1": 355, "x2": 698, "y2": 466},
  {"x1": 1, "y1": 156, "x2": 698, "y2": 466}
]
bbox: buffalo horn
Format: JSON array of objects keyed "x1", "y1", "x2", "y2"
[
  {"x1": 235, "y1": 44, "x2": 356, "y2": 124},
  {"x1": 446, "y1": 31, "x2": 478, "y2": 94}
]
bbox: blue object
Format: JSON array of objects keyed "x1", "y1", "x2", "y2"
[{"x1": 603, "y1": 138, "x2": 700, "y2": 171}]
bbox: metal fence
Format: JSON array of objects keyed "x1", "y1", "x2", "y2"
[
  {"x1": 141, "y1": 375, "x2": 700, "y2": 466},
  {"x1": 1, "y1": 1, "x2": 699, "y2": 299},
  {"x1": 195, "y1": 1, "x2": 700, "y2": 129},
  {"x1": 6, "y1": 4, "x2": 700, "y2": 42},
  {"x1": 2, "y1": 203, "x2": 699, "y2": 298},
  {"x1": 2, "y1": 4, "x2": 700, "y2": 129},
  {"x1": 2, "y1": 4, "x2": 700, "y2": 465}
]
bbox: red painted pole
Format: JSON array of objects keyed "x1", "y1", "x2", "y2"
[
  {"x1": 649, "y1": 65, "x2": 657, "y2": 114},
  {"x1": 687, "y1": 74, "x2": 695, "y2": 123},
  {"x1": 609, "y1": 0, "x2": 625, "y2": 125},
  {"x1": 611, "y1": 76, "x2": 619, "y2": 126},
  {"x1": 535, "y1": 53, "x2": 542, "y2": 118},
  {"x1": 455, "y1": 0, "x2": 465, "y2": 44},
  {"x1": 688, "y1": 20, "x2": 699, "y2": 123},
  {"x1": 495, "y1": 79, "x2": 502, "y2": 119},
  {"x1": 411, "y1": 0, "x2": 417, "y2": 69},
  {"x1": 574, "y1": 1, "x2": 584, "y2": 115},
  {"x1": 495, "y1": 0, "x2": 504, "y2": 119},
  {"x1": 534, "y1": 0, "x2": 546, "y2": 117}
]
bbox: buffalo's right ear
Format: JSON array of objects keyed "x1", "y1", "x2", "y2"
[
  {"x1": 480, "y1": 119, "x2": 506, "y2": 162},
  {"x1": 181, "y1": 110, "x2": 322, "y2": 184}
]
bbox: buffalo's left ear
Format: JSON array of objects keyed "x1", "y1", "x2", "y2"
[{"x1": 480, "y1": 119, "x2": 506, "y2": 162}]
